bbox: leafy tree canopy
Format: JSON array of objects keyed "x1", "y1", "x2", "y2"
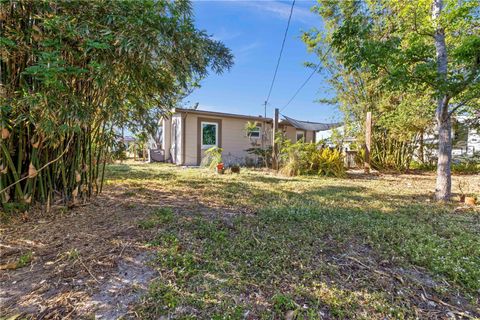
[{"x1": 0, "y1": 0, "x2": 233, "y2": 205}]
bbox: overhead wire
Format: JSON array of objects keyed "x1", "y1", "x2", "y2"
[
  {"x1": 264, "y1": 0, "x2": 296, "y2": 107},
  {"x1": 280, "y1": 47, "x2": 332, "y2": 113}
]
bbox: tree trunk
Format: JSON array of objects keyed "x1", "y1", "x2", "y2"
[
  {"x1": 432, "y1": 0, "x2": 452, "y2": 201},
  {"x1": 435, "y1": 100, "x2": 452, "y2": 201}
]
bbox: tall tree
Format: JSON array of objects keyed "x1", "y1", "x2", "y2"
[
  {"x1": 432, "y1": 0, "x2": 452, "y2": 200},
  {"x1": 305, "y1": 0, "x2": 480, "y2": 200}
]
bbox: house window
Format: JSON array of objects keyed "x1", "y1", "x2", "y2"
[
  {"x1": 201, "y1": 122, "x2": 218, "y2": 149},
  {"x1": 248, "y1": 126, "x2": 261, "y2": 138},
  {"x1": 296, "y1": 130, "x2": 305, "y2": 142}
]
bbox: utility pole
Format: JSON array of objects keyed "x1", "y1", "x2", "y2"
[
  {"x1": 364, "y1": 111, "x2": 372, "y2": 174},
  {"x1": 272, "y1": 108, "x2": 279, "y2": 170},
  {"x1": 261, "y1": 101, "x2": 267, "y2": 150}
]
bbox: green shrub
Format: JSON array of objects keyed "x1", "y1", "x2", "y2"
[
  {"x1": 410, "y1": 161, "x2": 436, "y2": 171},
  {"x1": 452, "y1": 153, "x2": 480, "y2": 174},
  {"x1": 201, "y1": 146, "x2": 223, "y2": 170},
  {"x1": 245, "y1": 146, "x2": 272, "y2": 167},
  {"x1": 452, "y1": 162, "x2": 480, "y2": 174},
  {"x1": 410, "y1": 152, "x2": 480, "y2": 174},
  {"x1": 279, "y1": 141, "x2": 345, "y2": 177}
]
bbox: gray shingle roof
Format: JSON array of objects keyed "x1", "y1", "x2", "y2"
[{"x1": 282, "y1": 115, "x2": 343, "y2": 132}]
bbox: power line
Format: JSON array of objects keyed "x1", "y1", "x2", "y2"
[
  {"x1": 280, "y1": 65, "x2": 319, "y2": 112},
  {"x1": 265, "y1": 0, "x2": 295, "y2": 108},
  {"x1": 280, "y1": 47, "x2": 331, "y2": 112}
]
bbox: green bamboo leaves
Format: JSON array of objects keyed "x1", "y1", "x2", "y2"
[{"x1": 0, "y1": 0, "x2": 233, "y2": 208}]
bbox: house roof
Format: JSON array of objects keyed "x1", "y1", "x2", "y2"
[
  {"x1": 280, "y1": 115, "x2": 343, "y2": 132},
  {"x1": 174, "y1": 108, "x2": 273, "y2": 123}
]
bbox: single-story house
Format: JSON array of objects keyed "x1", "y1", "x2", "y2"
[{"x1": 151, "y1": 108, "x2": 342, "y2": 166}]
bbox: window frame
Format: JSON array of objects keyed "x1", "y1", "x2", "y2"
[
  {"x1": 248, "y1": 125, "x2": 262, "y2": 138},
  {"x1": 296, "y1": 130, "x2": 305, "y2": 142},
  {"x1": 201, "y1": 121, "x2": 219, "y2": 149}
]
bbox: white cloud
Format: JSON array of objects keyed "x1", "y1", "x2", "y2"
[
  {"x1": 211, "y1": 27, "x2": 243, "y2": 42},
  {"x1": 220, "y1": 0, "x2": 318, "y2": 25},
  {"x1": 237, "y1": 41, "x2": 261, "y2": 54},
  {"x1": 234, "y1": 41, "x2": 262, "y2": 64}
]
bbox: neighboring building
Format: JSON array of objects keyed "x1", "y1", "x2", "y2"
[
  {"x1": 417, "y1": 115, "x2": 480, "y2": 161},
  {"x1": 466, "y1": 127, "x2": 479, "y2": 156},
  {"x1": 453, "y1": 116, "x2": 480, "y2": 157},
  {"x1": 151, "y1": 108, "x2": 341, "y2": 166},
  {"x1": 279, "y1": 115, "x2": 342, "y2": 144}
]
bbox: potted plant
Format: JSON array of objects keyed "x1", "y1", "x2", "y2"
[
  {"x1": 230, "y1": 164, "x2": 240, "y2": 174},
  {"x1": 216, "y1": 162, "x2": 225, "y2": 174},
  {"x1": 203, "y1": 146, "x2": 224, "y2": 173}
]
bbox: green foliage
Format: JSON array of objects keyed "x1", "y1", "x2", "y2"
[
  {"x1": 112, "y1": 141, "x2": 128, "y2": 162},
  {"x1": 201, "y1": 146, "x2": 223, "y2": 170},
  {"x1": 303, "y1": 0, "x2": 479, "y2": 174},
  {"x1": 272, "y1": 293, "x2": 297, "y2": 312},
  {"x1": 411, "y1": 153, "x2": 480, "y2": 174},
  {"x1": 244, "y1": 121, "x2": 259, "y2": 137},
  {"x1": 138, "y1": 207, "x2": 174, "y2": 229},
  {"x1": 138, "y1": 219, "x2": 157, "y2": 230},
  {"x1": 452, "y1": 153, "x2": 480, "y2": 174},
  {"x1": 279, "y1": 141, "x2": 345, "y2": 177},
  {"x1": 370, "y1": 130, "x2": 418, "y2": 172},
  {"x1": 245, "y1": 146, "x2": 272, "y2": 167},
  {"x1": 152, "y1": 207, "x2": 174, "y2": 223},
  {"x1": 452, "y1": 162, "x2": 480, "y2": 174},
  {"x1": 0, "y1": 0, "x2": 233, "y2": 207},
  {"x1": 16, "y1": 251, "x2": 33, "y2": 268}
]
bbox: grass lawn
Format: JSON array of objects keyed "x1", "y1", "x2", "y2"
[{"x1": 105, "y1": 163, "x2": 479, "y2": 319}]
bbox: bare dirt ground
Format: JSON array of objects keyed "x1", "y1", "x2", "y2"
[
  {"x1": 0, "y1": 183, "x2": 229, "y2": 319},
  {"x1": 0, "y1": 167, "x2": 479, "y2": 319}
]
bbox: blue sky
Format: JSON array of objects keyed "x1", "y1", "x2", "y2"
[{"x1": 185, "y1": 0, "x2": 341, "y2": 123}]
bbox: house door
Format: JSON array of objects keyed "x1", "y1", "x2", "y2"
[{"x1": 197, "y1": 118, "x2": 222, "y2": 165}]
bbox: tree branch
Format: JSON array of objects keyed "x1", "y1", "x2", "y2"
[{"x1": 448, "y1": 96, "x2": 476, "y2": 117}]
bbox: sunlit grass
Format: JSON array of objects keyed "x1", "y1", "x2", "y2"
[{"x1": 105, "y1": 162, "x2": 480, "y2": 318}]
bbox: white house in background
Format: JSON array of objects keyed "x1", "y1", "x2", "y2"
[
  {"x1": 466, "y1": 128, "x2": 480, "y2": 155},
  {"x1": 149, "y1": 108, "x2": 342, "y2": 166},
  {"x1": 453, "y1": 115, "x2": 479, "y2": 156},
  {"x1": 315, "y1": 115, "x2": 480, "y2": 160},
  {"x1": 424, "y1": 116, "x2": 480, "y2": 158}
]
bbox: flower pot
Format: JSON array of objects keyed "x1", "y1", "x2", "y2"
[
  {"x1": 216, "y1": 163, "x2": 224, "y2": 174},
  {"x1": 231, "y1": 166, "x2": 240, "y2": 174},
  {"x1": 465, "y1": 197, "x2": 476, "y2": 206}
]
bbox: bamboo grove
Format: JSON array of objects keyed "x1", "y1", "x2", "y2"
[{"x1": 0, "y1": 0, "x2": 233, "y2": 208}]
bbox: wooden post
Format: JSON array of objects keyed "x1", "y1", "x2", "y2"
[
  {"x1": 272, "y1": 108, "x2": 279, "y2": 170},
  {"x1": 364, "y1": 111, "x2": 372, "y2": 174},
  {"x1": 419, "y1": 129, "x2": 425, "y2": 163}
]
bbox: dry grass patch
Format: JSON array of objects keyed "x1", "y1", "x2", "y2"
[{"x1": 1, "y1": 162, "x2": 478, "y2": 319}]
